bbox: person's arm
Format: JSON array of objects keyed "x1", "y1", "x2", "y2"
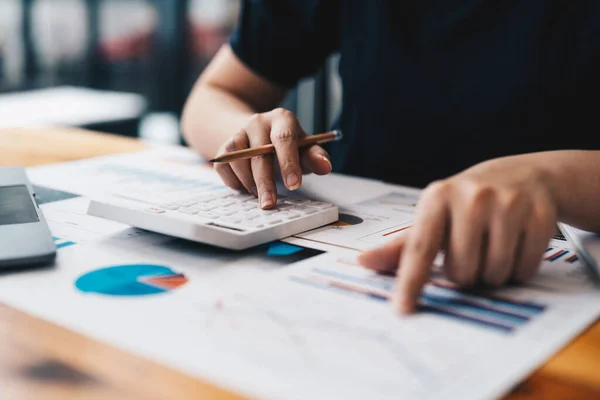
[
  {"x1": 359, "y1": 150, "x2": 600, "y2": 315},
  {"x1": 181, "y1": 44, "x2": 331, "y2": 209},
  {"x1": 540, "y1": 150, "x2": 600, "y2": 231},
  {"x1": 181, "y1": 45, "x2": 285, "y2": 159}
]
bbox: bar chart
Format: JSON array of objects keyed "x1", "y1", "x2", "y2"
[
  {"x1": 292, "y1": 266, "x2": 547, "y2": 334},
  {"x1": 545, "y1": 247, "x2": 578, "y2": 263}
]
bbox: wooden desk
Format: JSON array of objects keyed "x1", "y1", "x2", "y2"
[{"x1": 1, "y1": 127, "x2": 599, "y2": 399}]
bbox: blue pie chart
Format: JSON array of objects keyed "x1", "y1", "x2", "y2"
[{"x1": 75, "y1": 264, "x2": 188, "y2": 296}]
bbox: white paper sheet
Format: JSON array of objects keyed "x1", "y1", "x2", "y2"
[
  {"x1": 294, "y1": 190, "x2": 418, "y2": 250},
  {"x1": 0, "y1": 244, "x2": 597, "y2": 400},
  {"x1": 177, "y1": 252, "x2": 600, "y2": 400},
  {"x1": 27, "y1": 146, "x2": 219, "y2": 198},
  {"x1": 0, "y1": 146, "x2": 594, "y2": 400},
  {"x1": 41, "y1": 196, "x2": 167, "y2": 248}
]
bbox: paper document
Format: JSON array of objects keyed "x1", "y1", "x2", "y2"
[
  {"x1": 35, "y1": 186, "x2": 168, "y2": 250},
  {"x1": 192, "y1": 251, "x2": 600, "y2": 400},
  {"x1": 0, "y1": 146, "x2": 593, "y2": 400},
  {"x1": 27, "y1": 146, "x2": 219, "y2": 198},
  {"x1": 295, "y1": 190, "x2": 418, "y2": 250},
  {"x1": 559, "y1": 223, "x2": 600, "y2": 279},
  {"x1": 0, "y1": 244, "x2": 597, "y2": 400}
]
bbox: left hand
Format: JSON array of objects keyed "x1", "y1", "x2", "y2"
[{"x1": 358, "y1": 156, "x2": 559, "y2": 315}]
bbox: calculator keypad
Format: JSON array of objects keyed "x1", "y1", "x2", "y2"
[{"x1": 147, "y1": 192, "x2": 332, "y2": 230}]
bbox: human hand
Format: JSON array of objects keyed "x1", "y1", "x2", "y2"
[
  {"x1": 213, "y1": 108, "x2": 332, "y2": 209},
  {"x1": 358, "y1": 157, "x2": 558, "y2": 314}
]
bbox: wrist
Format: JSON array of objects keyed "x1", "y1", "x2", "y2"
[{"x1": 526, "y1": 153, "x2": 567, "y2": 219}]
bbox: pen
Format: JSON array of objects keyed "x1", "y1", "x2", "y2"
[{"x1": 209, "y1": 130, "x2": 343, "y2": 163}]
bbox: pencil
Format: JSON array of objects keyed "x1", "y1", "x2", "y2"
[{"x1": 209, "y1": 130, "x2": 343, "y2": 163}]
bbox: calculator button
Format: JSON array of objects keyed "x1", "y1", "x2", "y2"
[
  {"x1": 281, "y1": 212, "x2": 301, "y2": 220},
  {"x1": 231, "y1": 194, "x2": 255, "y2": 202},
  {"x1": 175, "y1": 200, "x2": 197, "y2": 207},
  {"x1": 198, "y1": 211, "x2": 219, "y2": 219},
  {"x1": 218, "y1": 200, "x2": 236, "y2": 207},
  {"x1": 241, "y1": 210, "x2": 261, "y2": 218},
  {"x1": 258, "y1": 209, "x2": 279, "y2": 215},
  {"x1": 307, "y1": 201, "x2": 333, "y2": 210},
  {"x1": 238, "y1": 203, "x2": 256, "y2": 212},
  {"x1": 295, "y1": 206, "x2": 317, "y2": 215},
  {"x1": 159, "y1": 203, "x2": 180, "y2": 211},
  {"x1": 244, "y1": 198, "x2": 260, "y2": 205},
  {"x1": 274, "y1": 200, "x2": 294, "y2": 210},
  {"x1": 197, "y1": 204, "x2": 218, "y2": 212},
  {"x1": 214, "y1": 208, "x2": 238, "y2": 216},
  {"x1": 193, "y1": 195, "x2": 216, "y2": 203},
  {"x1": 178, "y1": 208, "x2": 199, "y2": 215},
  {"x1": 265, "y1": 216, "x2": 283, "y2": 225},
  {"x1": 284, "y1": 198, "x2": 310, "y2": 205},
  {"x1": 145, "y1": 207, "x2": 166, "y2": 214}
]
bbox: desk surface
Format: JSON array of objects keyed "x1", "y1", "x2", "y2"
[{"x1": 1, "y1": 127, "x2": 600, "y2": 400}]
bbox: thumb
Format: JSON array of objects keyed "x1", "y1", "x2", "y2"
[
  {"x1": 300, "y1": 145, "x2": 332, "y2": 175},
  {"x1": 358, "y1": 234, "x2": 408, "y2": 274}
]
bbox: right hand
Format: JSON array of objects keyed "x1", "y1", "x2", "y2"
[{"x1": 214, "y1": 108, "x2": 333, "y2": 209}]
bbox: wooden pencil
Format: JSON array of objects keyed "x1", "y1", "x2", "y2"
[{"x1": 209, "y1": 130, "x2": 343, "y2": 163}]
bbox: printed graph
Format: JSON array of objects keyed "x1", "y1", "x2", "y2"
[
  {"x1": 333, "y1": 213, "x2": 365, "y2": 227},
  {"x1": 292, "y1": 268, "x2": 547, "y2": 334},
  {"x1": 98, "y1": 164, "x2": 226, "y2": 192},
  {"x1": 358, "y1": 224, "x2": 412, "y2": 245},
  {"x1": 545, "y1": 247, "x2": 578, "y2": 263},
  {"x1": 53, "y1": 236, "x2": 76, "y2": 249},
  {"x1": 75, "y1": 264, "x2": 189, "y2": 296},
  {"x1": 251, "y1": 241, "x2": 324, "y2": 264}
]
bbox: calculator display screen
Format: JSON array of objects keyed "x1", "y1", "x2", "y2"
[{"x1": 0, "y1": 185, "x2": 39, "y2": 225}]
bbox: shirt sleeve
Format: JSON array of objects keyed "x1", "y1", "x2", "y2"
[{"x1": 229, "y1": 0, "x2": 340, "y2": 88}]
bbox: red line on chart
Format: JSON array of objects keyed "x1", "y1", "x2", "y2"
[
  {"x1": 383, "y1": 226, "x2": 412, "y2": 237},
  {"x1": 565, "y1": 254, "x2": 579, "y2": 263},
  {"x1": 545, "y1": 249, "x2": 569, "y2": 262}
]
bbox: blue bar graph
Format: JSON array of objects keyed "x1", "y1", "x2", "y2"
[
  {"x1": 292, "y1": 268, "x2": 548, "y2": 334},
  {"x1": 53, "y1": 237, "x2": 76, "y2": 249}
]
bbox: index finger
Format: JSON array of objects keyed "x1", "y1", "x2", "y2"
[
  {"x1": 270, "y1": 110, "x2": 305, "y2": 191},
  {"x1": 395, "y1": 194, "x2": 449, "y2": 315}
]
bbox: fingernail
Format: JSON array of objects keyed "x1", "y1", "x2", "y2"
[
  {"x1": 320, "y1": 156, "x2": 332, "y2": 172},
  {"x1": 393, "y1": 295, "x2": 413, "y2": 316},
  {"x1": 356, "y1": 252, "x2": 368, "y2": 265},
  {"x1": 260, "y1": 191, "x2": 274, "y2": 209},
  {"x1": 286, "y1": 173, "x2": 300, "y2": 190}
]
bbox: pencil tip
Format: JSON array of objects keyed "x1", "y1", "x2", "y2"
[{"x1": 208, "y1": 159, "x2": 216, "y2": 163}]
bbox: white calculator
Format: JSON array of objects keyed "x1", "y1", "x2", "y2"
[{"x1": 88, "y1": 187, "x2": 338, "y2": 250}]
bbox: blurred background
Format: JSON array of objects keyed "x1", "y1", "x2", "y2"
[{"x1": 0, "y1": 0, "x2": 341, "y2": 145}]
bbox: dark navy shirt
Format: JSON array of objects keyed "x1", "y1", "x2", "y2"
[{"x1": 230, "y1": 0, "x2": 600, "y2": 188}]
